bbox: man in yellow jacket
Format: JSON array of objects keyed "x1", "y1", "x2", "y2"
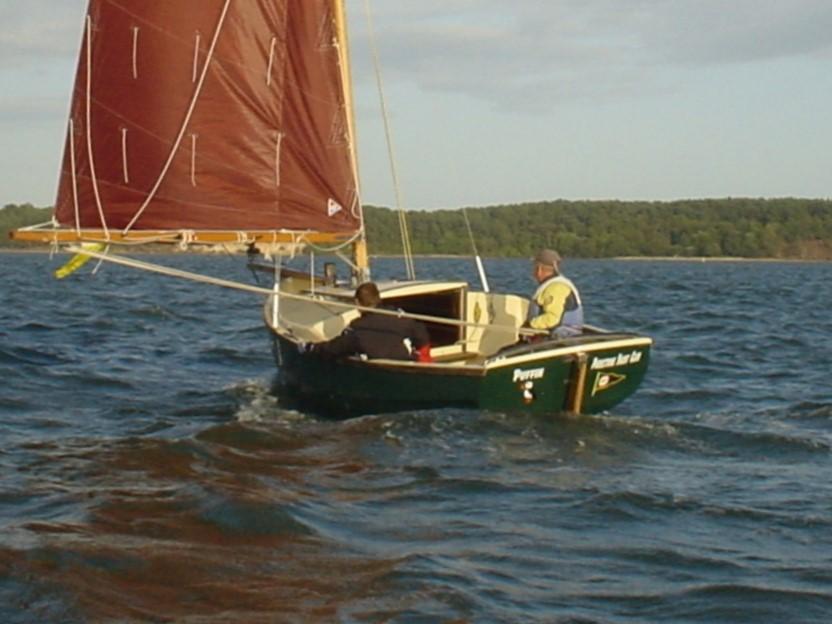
[{"x1": 527, "y1": 249, "x2": 584, "y2": 339}]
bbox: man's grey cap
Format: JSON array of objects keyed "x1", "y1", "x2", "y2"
[{"x1": 534, "y1": 248, "x2": 561, "y2": 268}]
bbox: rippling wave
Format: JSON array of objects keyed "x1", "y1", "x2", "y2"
[{"x1": 1, "y1": 254, "x2": 831, "y2": 622}]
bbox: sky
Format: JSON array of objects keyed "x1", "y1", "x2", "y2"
[{"x1": 2, "y1": 1, "x2": 832, "y2": 210}]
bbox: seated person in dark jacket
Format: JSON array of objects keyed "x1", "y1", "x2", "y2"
[{"x1": 311, "y1": 282, "x2": 431, "y2": 361}]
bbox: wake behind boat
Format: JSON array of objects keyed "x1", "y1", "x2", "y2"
[{"x1": 10, "y1": 0, "x2": 651, "y2": 416}]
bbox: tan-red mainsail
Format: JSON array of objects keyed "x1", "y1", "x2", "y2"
[{"x1": 16, "y1": 0, "x2": 361, "y2": 245}]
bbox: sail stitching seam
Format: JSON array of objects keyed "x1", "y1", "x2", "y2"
[{"x1": 274, "y1": 132, "x2": 284, "y2": 187}]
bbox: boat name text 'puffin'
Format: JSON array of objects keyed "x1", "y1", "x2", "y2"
[{"x1": 512, "y1": 367, "x2": 546, "y2": 383}]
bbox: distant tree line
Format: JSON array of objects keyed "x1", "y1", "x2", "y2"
[
  {"x1": 365, "y1": 198, "x2": 832, "y2": 260},
  {"x1": 0, "y1": 204, "x2": 52, "y2": 247},
  {"x1": 3, "y1": 198, "x2": 832, "y2": 259}
]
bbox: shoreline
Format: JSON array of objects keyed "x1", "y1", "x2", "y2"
[
  {"x1": 610, "y1": 255, "x2": 832, "y2": 263},
  {"x1": 2, "y1": 248, "x2": 829, "y2": 263}
]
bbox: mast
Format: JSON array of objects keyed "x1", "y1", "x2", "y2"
[{"x1": 333, "y1": 0, "x2": 370, "y2": 281}]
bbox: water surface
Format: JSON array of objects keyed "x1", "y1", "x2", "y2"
[{"x1": 1, "y1": 253, "x2": 831, "y2": 623}]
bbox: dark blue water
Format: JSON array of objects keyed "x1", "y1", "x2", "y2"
[{"x1": 2, "y1": 252, "x2": 831, "y2": 623}]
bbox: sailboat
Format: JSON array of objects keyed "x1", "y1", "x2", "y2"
[{"x1": 11, "y1": 1, "x2": 651, "y2": 416}]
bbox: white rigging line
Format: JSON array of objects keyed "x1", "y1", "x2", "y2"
[
  {"x1": 65, "y1": 246, "x2": 545, "y2": 337},
  {"x1": 84, "y1": 15, "x2": 110, "y2": 239},
  {"x1": 68, "y1": 119, "x2": 81, "y2": 234},
  {"x1": 363, "y1": 0, "x2": 415, "y2": 280}
]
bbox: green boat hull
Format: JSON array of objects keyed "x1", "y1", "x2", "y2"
[{"x1": 272, "y1": 333, "x2": 651, "y2": 417}]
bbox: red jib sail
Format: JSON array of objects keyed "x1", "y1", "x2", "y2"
[{"x1": 54, "y1": 0, "x2": 360, "y2": 236}]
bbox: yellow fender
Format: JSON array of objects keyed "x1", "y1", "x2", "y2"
[{"x1": 54, "y1": 243, "x2": 107, "y2": 279}]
